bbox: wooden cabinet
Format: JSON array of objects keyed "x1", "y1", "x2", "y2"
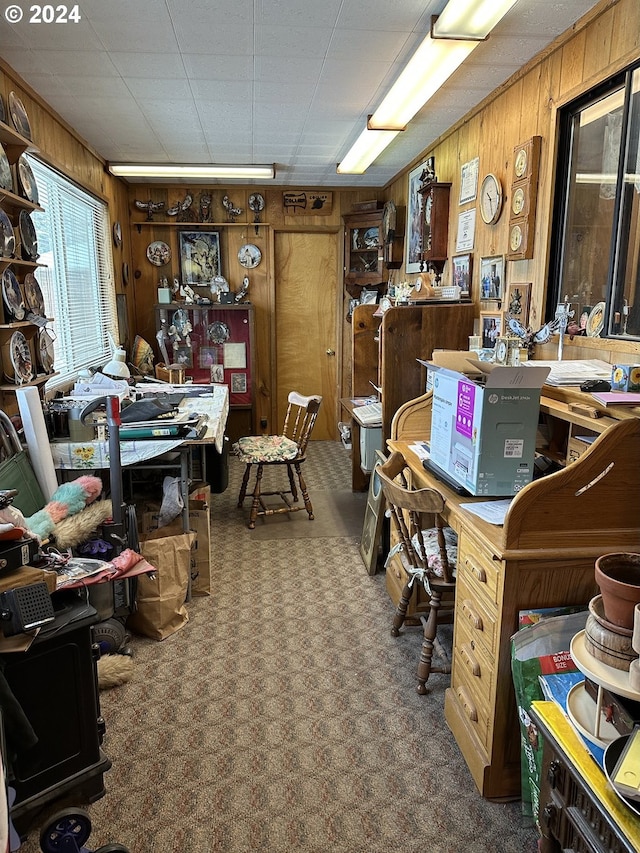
[
  {"x1": 155, "y1": 302, "x2": 255, "y2": 441},
  {"x1": 0, "y1": 122, "x2": 54, "y2": 414},
  {"x1": 343, "y1": 209, "x2": 385, "y2": 296},
  {"x1": 346, "y1": 301, "x2": 474, "y2": 490},
  {"x1": 389, "y1": 392, "x2": 640, "y2": 800},
  {"x1": 418, "y1": 181, "x2": 451, "y2": 280}
]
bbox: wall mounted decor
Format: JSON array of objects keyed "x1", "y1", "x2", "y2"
[
  {"x1": 179, "y1": 231, "x2": 221, "y2": 286},
  {"x1": 405, "y1": 161, "x2": 428, "y2": 274}
]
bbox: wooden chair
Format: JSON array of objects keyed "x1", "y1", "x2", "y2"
[
  {"x1": 377, "y1": 450, "x2": 457, "y2": 694},
  {"x1": 233, "y1": 391, "x2": 322, "y2": 529}
]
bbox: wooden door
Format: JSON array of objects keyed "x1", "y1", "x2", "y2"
[{"x1": 274, "y1": 231, "x2": 338, "y2": 440}]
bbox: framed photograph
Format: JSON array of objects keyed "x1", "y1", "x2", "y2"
[
  {"x1": 179, "y1": 230, "x2": 221, "y2": 286},
  {"x1": 231, "y1": 372, "x2": 247, "y2": 394},
  {"x1": 199, "y1": 346, "x2": 217, "y2": 369},
  {"x1": 359, "y1": 289, "x2": 378, "y2": 304},
  {"x1": 210, "y1": 363, "x2": 225, "y2": 383},
  {"x1": 479, "y1": 255, "x2": 505, "y2": 301},
  {"x1": 174, "y1": 344, "x2": 193, "y2": 367},
  {"x1": 405, "y1": 160, "x2": 428, "y2": 273},
  {"x1": 480, "y1": 311, "x2": 503, "y2": 348},
  {"x1": 505, "y1": 282, "x2": 531, "y2": 326},
  {"x1": 459, "y1": 156, "x2": 479, "y2": 205},
  {"x1": 452, "y1": 254, "x2": 473, "y2": 299}
]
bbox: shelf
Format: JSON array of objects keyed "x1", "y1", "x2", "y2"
[
  {"x1": 0, "y1": 257, "x2": 44, "y2": 271},
  {"x1": 0, "y1": 121, "x2": 37, "y2": 160},
  {"x1": 0, "y1": 187, "x2": 43, "y2": 216},
  {"x1": 0, "y1": 371, "x2": 56, "y2": 391},
  {"x1": 134, "y1": 220, "x2": 269, "y2": 232}
]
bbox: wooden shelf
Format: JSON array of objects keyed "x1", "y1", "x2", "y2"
[
  {"x1": 0, "y1": 187, "x2": 43, "y2": 216},
  {"x1": 0, "y1": 371, "x2": 57, "y2": 391},
  {"x1": 133, "y1": 220, "x2": 269, "y2": 231}
]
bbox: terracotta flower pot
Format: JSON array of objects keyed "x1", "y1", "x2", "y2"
[{"x1": 594, "y1": 552, "x2": 640, "y2": 630}]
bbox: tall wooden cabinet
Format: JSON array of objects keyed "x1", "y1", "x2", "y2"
[{"x1": 346, "y1": 301, "x2": 474, "y2": 490}]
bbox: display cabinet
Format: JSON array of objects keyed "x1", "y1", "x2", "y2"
[
  {"x1": 0, "y1": 120, "x2": 55, "y2": 415},
  {"x1": 155, "y1": 301, "x2": 255, "y2": 440},
  {"x1": 343, "y1": 209, "x2": 385, "y2": 296}
]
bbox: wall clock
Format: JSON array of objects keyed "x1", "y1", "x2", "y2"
[
  {"x1": 418, "y1": 181, "x2": 451, "y2": 280},
  {"x1": 479, "y1": 173, "x2": 503, "y2": 225}
]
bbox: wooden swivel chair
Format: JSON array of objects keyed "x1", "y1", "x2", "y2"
[
  {"x1": 377, "y1": 450, "x2": 457, "y2": 694},
  {"x1": 234, "y1": 391, "x2": 322, "y2": 529}
]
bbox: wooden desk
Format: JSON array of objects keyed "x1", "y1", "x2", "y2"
[
  {"x1": 388, "y1": 392, "x2": 640, "y2": 800},
  {"x1": 531, "y1": 701, "x2": 640, "y2": 852}
]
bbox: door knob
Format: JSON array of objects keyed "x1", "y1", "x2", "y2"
[{"x1": 326, "y1": 349, "x2": 335, "y2": 356}]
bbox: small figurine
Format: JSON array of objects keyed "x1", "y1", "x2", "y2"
[
  {"x1": 198, "y1": 192, "x2": 212, "y2": 222},
  {"x1": 235, "y1": 276, "x2": 250, "y2": 303},
  {"x1": 222, "y1": 195, "x2": 243, "y2": 222},
  {"x1": 166, "y1": 192, "x2": 194, "y2": 222},
  {"x1": 134, "y1": 199, "x2": 165, "y2": 222}
]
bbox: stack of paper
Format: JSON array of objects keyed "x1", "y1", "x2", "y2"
[{"x1": 524, "y1": 359, "x2": 612, "y2": 386}]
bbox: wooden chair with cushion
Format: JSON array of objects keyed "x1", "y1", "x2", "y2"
[
  {"x1": 233, "y1": 391, "x2": 322, "y2": 529},
  {"x1": 377, "y1": 450, "x2": 457, "y2": 694}
]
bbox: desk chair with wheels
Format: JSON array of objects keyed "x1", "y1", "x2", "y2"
[
  {"x1": 233, "y1": 392, "x2": 322, "y2": 529},
  {"x1": 377, "y1": 451, "x2": 457, "y2": 694}
]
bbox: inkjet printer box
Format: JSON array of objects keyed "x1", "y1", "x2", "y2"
[{"x1": 427, "y1": 360, "x2": 550, "y2": 496}]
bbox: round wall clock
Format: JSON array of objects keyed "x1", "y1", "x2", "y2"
[
  {"x1": 238, "y1": 244, "x2": 262, "y2": 269},
  {"x1": 479, "y1": 173, "x2": 503, "y2": 225},
  {"x1": 146, "y1": 240, "x2": 171, "y2": 266}
]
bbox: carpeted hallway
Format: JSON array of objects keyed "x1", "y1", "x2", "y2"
[{"x1": 16, "y1": 440, "x2": 539, "y2": 853}]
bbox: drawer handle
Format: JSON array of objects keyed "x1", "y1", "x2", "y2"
[
  {"x1": 456, "y1": 686, "x2": 478, "y2": 722},
  {"x1": 462, "y1": 599, "x2": 484, "y2": 631},
  {"x1": 461, "y1": 643, "x2": 481, "y2": 677},
  {"x1": 466, "y1": 559, "x2": 487, "y2": 584}
]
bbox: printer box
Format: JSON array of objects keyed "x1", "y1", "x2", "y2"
[{"x1": 428, "y1": 361, "x2": 550, "y2": 496}]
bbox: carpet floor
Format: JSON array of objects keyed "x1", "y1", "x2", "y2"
[{"x1": 15, "y1": 441, "x2": 539, "y2": 853}]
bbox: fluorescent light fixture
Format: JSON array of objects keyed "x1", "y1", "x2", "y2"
[
  {"x1": 337, "y1": 127, "x2": 401, "y2": 175},
  {"x1": 432, "y1": 0, "x2": 519, "y2": 40},
  {"x1": 108, "y1": 163, "x2": 276, "y2": 180}
]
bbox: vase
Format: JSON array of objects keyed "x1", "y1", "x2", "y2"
[{"x1": 594, "y1": 552, "x2": 640, "y2": 630}]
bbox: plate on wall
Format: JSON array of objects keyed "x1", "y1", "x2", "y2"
[
  {"x1": 23, "y1": 272, "x2": 45, "y2": 315},
  {"x1": 146, "y1": 240, "x2": 171, "y2": 266},
  {"x1": 0, "y1": 143, "x2": 13, "y2": 192},
  {"x1": 37, "y1": 327, "x2": 55, "y2": 373},
  {"x1": 6, "y1": 330, "x2": 32, "y2": 384},
  {"x1": 19, "y1": 210, "x2": 38, "y2": 260},
  {"x1": 113, "y1": 221, "x2": 122, "y2": 248},
  {"x1": 0, "y1": 93, "x2": 6, "y2": 125},
  {"x1": 8, "y1": 92, "x2": 31, "y2": 140},
  {"x1": 0, "y1": 208, "x2": 15, "y2": 258},
  {"x1": 2, "y1": 267, "x2": 25, "y2": 320},
  {"x1": 238, "y1": 243, "x2": 262, "y2": 269},
  {"x1": 17, "y1": 156, "x2": 38, "y2": 205},
  {"x1": 586, "y1": 302, "x2": 606, "y2": 337},
  {"x1": 207, "y1": 320, "x2": 230, "y2": 344}
]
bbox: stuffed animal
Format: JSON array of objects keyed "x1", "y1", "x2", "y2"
[{"x1": 26, "y1": 476, "x2": 102, "y2": 541}]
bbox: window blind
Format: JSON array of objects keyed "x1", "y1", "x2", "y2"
[{"x1": 27, "y1": 156, "x2": 118, "y2": 391}]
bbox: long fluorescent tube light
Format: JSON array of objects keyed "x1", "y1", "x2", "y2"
[
  {"x1": 108, "y1": 164, "x2": 276, "y2": 180},
  {"x1": 432, "y1": 0, "x2": 519, "y2": 40},
  {"x1": 337, "y1": 127, "x2": 401, "y2": 175}
]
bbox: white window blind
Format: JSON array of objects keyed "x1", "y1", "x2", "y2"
[{"x1": 27, "y1": 156, "x2": 118, "y2": 391}]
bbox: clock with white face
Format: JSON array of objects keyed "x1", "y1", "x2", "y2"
[{"x1": 480, "y1": 173, "x2": 503, "y2": 225}]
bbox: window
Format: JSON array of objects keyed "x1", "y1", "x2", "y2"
[
  {"x1": 549, "y1": 63, "x2": 640, "y2": 339},
  {"x1": 27, "y1": 157, "x2": 118, "y2": 390}
]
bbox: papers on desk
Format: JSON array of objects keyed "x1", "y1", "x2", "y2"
[
  {"x1": 409, "y1": 441, "x2": 430, "y2": 461},
  {"x1": 524, "y1": 359, "x2": 611, "y2": 386},
  {"x1": 459, "y1": 498, "x2": 513, "y2": 525}
]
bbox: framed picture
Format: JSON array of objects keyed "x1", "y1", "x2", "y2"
[
  {"x1": 505, "y1": 282, "x2": 531, "y2": 326},
  {"x1": 452, "y1": 254, "x2": 473, "y2": 299},
  {"x1": 405, "y1": 160, "x2": 427, "y2": 273},
  {"x1": 174, "y1": 344, "x2": 193, "y2": 367},
  {"x1": 179, "y1": 230, "x2": 221, "y2": 286},
  {"x1": 199, "y1": 346, "x2": 217, "y2": 369},
  {"x1": 480, "y1": 311, "x2": 503, "y2": 348},
  {"x1": 479, "y1": 254, "x2": 505, "y2": 301},
  {"x1": 359, "y1": 289, "x2": 378, "y2": 304},
  {"x1": 210, "y1": 363, "x2": 225, "y2": 383},
  {"x1": 231, "y1": 372, "x2": 247, "y2": 394}
]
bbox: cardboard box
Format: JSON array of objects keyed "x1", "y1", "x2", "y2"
[{"x1": 427, "y1": 361, "x2": 550, "y2": 496}]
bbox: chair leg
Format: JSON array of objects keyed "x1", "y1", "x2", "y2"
[
  {"x1": 248, "y1": 464, "x2": 264, "y2": 529},
  {"x1": 391, "y1": 580, "x2": 412, "y2": 637},
  {"x1": 293, "y1": 461, "x2": 313, "y2": 520},
  {"x1": 286, "y1": 463, "x2": 298, "y2": 502},
  {"x1": 238, "y1": 463, "x2": 252, "y2": 508},
  {"x1": 416, "y1": 589, "x2": 445, "y2": 695}
]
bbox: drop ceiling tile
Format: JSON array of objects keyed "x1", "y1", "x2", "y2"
[
  {"x1": 336, "y1": 0, "x2": 436, "y2": 32},
  {"x1": 53, "y1": 75, "x2": 132, "y2": 99},
  {"x1": 126, "y1": 78, "x2": 194, "y2": 101},
  {"x1": 255, "y1": 25, "x2": 333, "y2": 58},
  {"x1": 253, "y1": 81, "x2": 317, "y2": 105},
  {"x1": 173, "y1": 22, "x2": 253, "y2": 55},
  {"x1": 36, "y1": 50, "x2": 120, "y2": 77},
  {"x1": 255, "y1": 0, "x2": 343, "y2": 29},
  {"x1": 327, "y1": 28, "x2": 414, "y2": 61},
  {"x1": 255, "y1": 56, "x2": 325, "y2": 85},
  {"x1": 182, "y1": 54, "x2": 254, "y2": 80},
  {"x1": 110, "y1": 52, "x2": 187, "y2": 79},
  {"x1": 190, "y1": 80, "x2": 253, "y2": 102},
  {"x1": 0, "y1": 20, "x2": 102, "y2": 51},
  {"x1": 168, "y1": 0, "x2": 254, "y2": 27},
  {"x1": 90, "y1": 17, "x2": 179, "y2": 53}
]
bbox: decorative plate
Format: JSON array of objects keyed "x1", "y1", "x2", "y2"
[
  {"x1": 0, "y1": 143, "x2": 12, "y2": 192},
  {"x1": 2, "y1": 267, "x2": 25, "y2": 320},
  {"x1": 113, "y1": 221, "x2": 122, "y2": 248},
  {"x1": 248, "y1": 193, "x2": 265, "y2": 215},
  {"x1": 0, "y1": 93, "x2": 5, "y2": 125},
  {"x1": 8, "y1": 92, "x2": 31, "y2": 140},
  {"x1": 19, "y1": 210, "x2": 38, "y2": 260},
  {"x1": 146, "y1": 240, "x2": 171, "y2": 266},
  {"x1": 604, "y1": 735, "x2": 640, "y2": 819},
  {"x1": 238, "y1": 243, "x2": 262, "y2": 269},
  {"x1": 207, "y1": 320, "x2": 230, "y2": 344},
  {"x1": 37, "y1": 327, "x2": 55, "y2": 373},
  {"x1": 0, "y1": 207, "x2": 15, "y2": 258},
  {"x1": 362, "y1": 227, "x2": 379, "y2": 248},
  {"x1": 172, "y1": 309, "x2": 191, "y2": 336},
  {"x1": 7, "y1": 330, "x2": 32, "y2": 384},
  {"x1": 17, "y1": 156, "x2": 38, "y2": 204},
  {"x1": 23, "y1": 272, "x2": 45, "y2": 315},
  {"x1": 586, "y1": 301, "x2": 606, "y2": 338}
]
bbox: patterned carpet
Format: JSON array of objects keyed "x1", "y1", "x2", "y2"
[{"x1": 17, "y1": 441, "x2": 539, "y2": 853}]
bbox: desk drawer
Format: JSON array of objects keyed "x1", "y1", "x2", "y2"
[
  {"x1": 453, "y1": 613, "x2": 495, "y2": 710},
  {"x1": 458, "y1": 533, "x2": 502, "y2": 607},
  {"x1": 455, "y1": 573, "x2": 498, "y2": 659}
]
